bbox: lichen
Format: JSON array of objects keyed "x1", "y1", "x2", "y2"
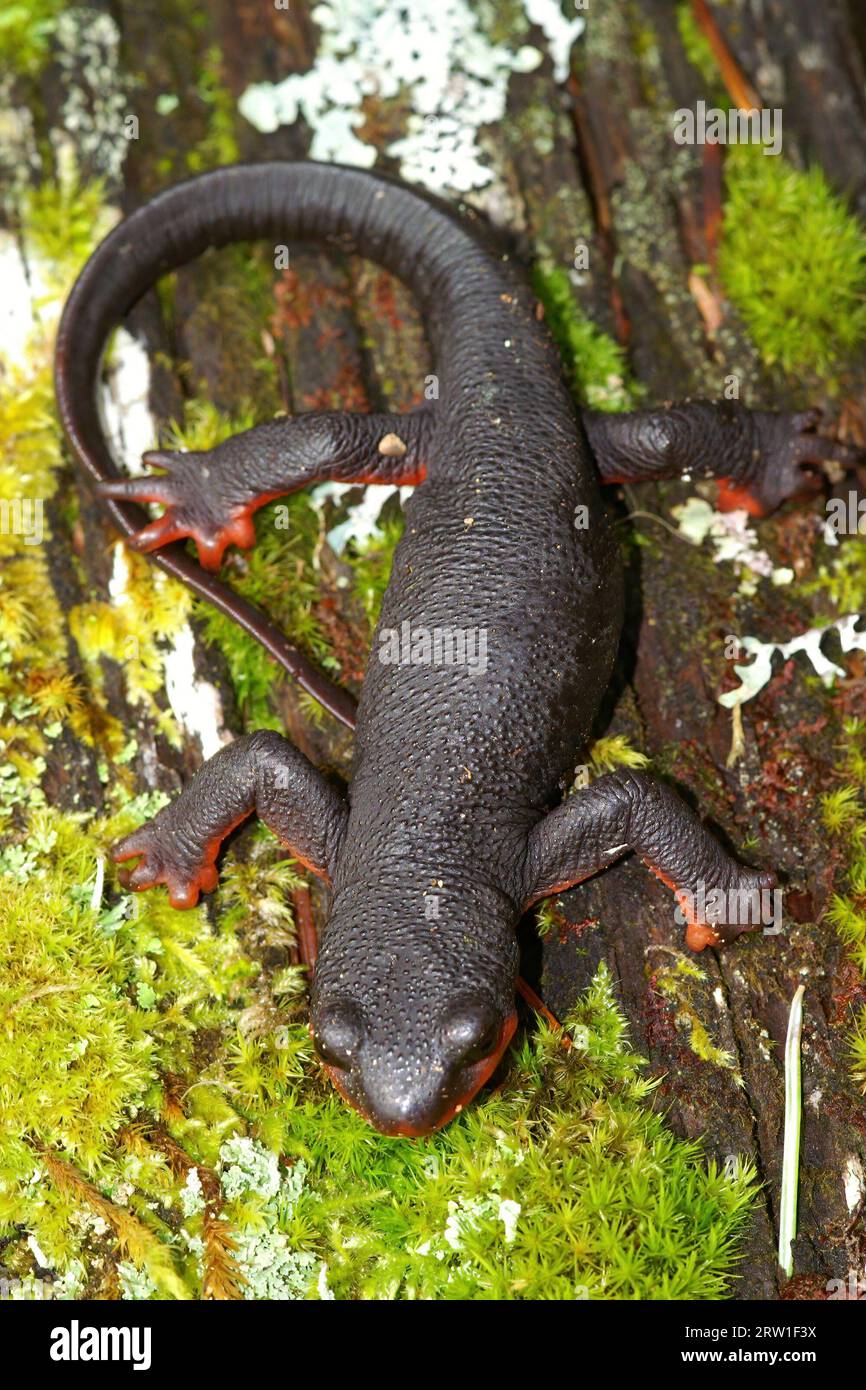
[{"x1": 238, "y1": 0, "x2": 559, "y2": 194}]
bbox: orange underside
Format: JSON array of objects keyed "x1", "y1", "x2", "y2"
[{"x1": 642, "y1": 859, "x2": 720, "y2": 951}]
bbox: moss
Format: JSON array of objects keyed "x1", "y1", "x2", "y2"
[
  {"x1": 676, "y1": 2, "x2": 726, "y2": 99},
  {"x1": 198, "y1": 961, "x2": 756, "y2": 1295},
  {"x1": 530, "y1": 261, "x2": 643, "y2": 412},
  {"x1": 589, "y1": 734, "x2": 650, "y2": 775},
  {"x1": 69, "y1": 549, "x2": 191, "y2": 747},
  {"x1": 22, "y1": 173, "x2": 116, "y2": 290},
  {"x1": 806, "y1": 529, "x2": 866, "y2": 1089},
  {"x1": 719, "y1": 145, "x2": 866, "y2": 377},
  {"x1": 820, "y1": 720, "x2": 866, "y2": 1087},
  {"x1": 0, "y1": 872, "x2": 155, "y2": 1171},
  {"x1": 0, "y1": 0, "x2": 66, "y2": 78},
  {"x1": 654, "y1": 956, "x2": 739, "y2": 1072},
  {"x1": 0, "y1": 761, "x2": 758, "y2": 1300},
  {"x1": 213, "y1": 964, "x2": 757, "y2": 1300},
  {"x1": 185, "y1": 45, "x2": 241, "y2": 174},
  {"x1": 348, "y1": 512, "x2": 405, "y2": 629}
]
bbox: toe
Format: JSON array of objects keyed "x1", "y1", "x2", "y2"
[
  {"x1": 97, "y1": 475, "x2": 175, "y2": 505},
  {"x1": 131, "y1": 513, "x2": 185, "y2": 551}
]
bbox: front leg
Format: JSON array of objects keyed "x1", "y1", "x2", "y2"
[
  {"x1": 98, "y1": 407, "x2": 433, "y2": 570},
  {"x1": 583, "y1": 401, "x2": 862, "y2": 515},
  {"x1": 112, "y1": 731, "x2": 347, "y2": 908},
  {"x1": 522, "y1": 770, "x2": 776, "y2": 951}
]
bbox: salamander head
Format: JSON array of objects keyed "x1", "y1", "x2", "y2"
[{"x1": 310, "y1": 884, "x2": 519, "y2": 1137}]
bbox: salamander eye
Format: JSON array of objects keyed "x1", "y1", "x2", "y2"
[
  {"x1": 313, "y1": 1001, "x2": 363, "y2": 1070},
  {"x1": 443, "y1": 1000, "x2": 500, "y2": 1066}
]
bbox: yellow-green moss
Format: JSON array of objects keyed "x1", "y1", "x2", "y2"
[
  {"x1": 719, "y1": 145, "x2": 866, "y2": 377},
  {"x1": 676, "y1": 2, "x2": 726, "y2": 99},
  {"x1": 530, "y1": 261, "x2": 642, "y2": 412},
  {"x1": 0, "y1": 0, "x2": 67, "y2": 78}
]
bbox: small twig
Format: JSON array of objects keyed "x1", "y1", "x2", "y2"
[
  {"x1": 516, "y1": 976, "x2": 573, "y2": 1050},
  {"x1": 779, "y1": 984, "x2": 805, "y2": 1279},
  {"x1": 7, "y1": 983, "x2": 79, "y2": 1017},
  {"x1": 618, "y1": 509, "x2": 702, "y2": 544},
  {"x1": 690, "y1": 0, "x2": 761, "y2": 111},
  {"x1": 292, "y1": 886, "x2": 318, "y2": 967}
]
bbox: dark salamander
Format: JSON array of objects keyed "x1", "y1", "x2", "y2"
[{"x1": 55, "y1": 163, "x2": 859, "y2": 1136}]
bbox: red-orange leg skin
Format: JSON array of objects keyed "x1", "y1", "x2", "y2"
[
  {"x1": 166, "y1": 468, "x2": 428, "y2": 573},
  {"x1": 142, "y1": 492, "x2": 285, "y2": 573},
  {"x1": 113, "y1": 813, "x2": 249, "y2": 909},
  {"x1": 715, "y1": 477, "x2": 768, "y2": 517},
  {"x1": 643, "y1": 859, "x2": 721, "y2": 951}
]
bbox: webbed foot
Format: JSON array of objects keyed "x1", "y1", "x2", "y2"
[
  {"x1": 112, "y1": 807, "x2": 222, "y2": 909},
  {"x1": 98, "y1": 447, "x2": 256, "y2": 571},
  {"x1": 717, "y1": 409, "x2": 864, "y2": 516}
]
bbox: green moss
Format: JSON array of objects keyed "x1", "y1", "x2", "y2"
[
  {"x1": 589, "y1": 735, "x2": 650, "y2": 775},
  {"x1": 185, "y1": 44, "x2": 241, "y2": 173},
  {"x1": 676, "y1": 2, "x2": 726, "y2": 98},
  {"x1": 23, "y1": 175, "x2": 115, "y2": 290},
  {"x1": 531, "y1": 262, "x2": 642, "y2": 412},
  {"x1": 654, "y1": 957, "x2": 739, "y2": 1072},
  {"x1": 820, "y1": 719, "x2": 866, "y2": 1086},
  {"x1": 348, "y1": 512, "x2": 405, "y2": 629},
  {"x1": 719, "y1": 145, "x2": 866, "y2": 377},
  {"x1": 0, "y1": 871, "x2": 154, "y2": 1171},
  {"x1": 805, "y1": 533, "x2": 866, "y2": 616},
  {"x1": 217, "y1": 964, "x2": 756, "y2": 1300},
  {"x1": 809, "y1": 527, "x2": 866, "y2": 1089},
  {"x1": 0, "y1": 0, "x2": 66, "y2": 78},
  {"x1": 0, "y1": 763, "x2": 758, "y2": 1300}
]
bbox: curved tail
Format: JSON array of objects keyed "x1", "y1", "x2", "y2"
[{"x1": 54, "y1": 162, "x2": 492, "y2": 728}]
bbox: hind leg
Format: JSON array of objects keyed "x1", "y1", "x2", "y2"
[
  {"x1": 583, "y1": 401, "x2": 862, "y2": 516},
  {"x1": 98, "y1": 406, "x2": 434, "y2": 570}
]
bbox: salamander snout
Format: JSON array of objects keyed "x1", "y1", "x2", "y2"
[{"x1": 311, "y1": 993, "x2": 517, "y2": 1138}]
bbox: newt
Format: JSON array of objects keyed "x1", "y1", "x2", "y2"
[{"x1": 54, "y1": 162, "x2": 859, "y2": 1136}]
